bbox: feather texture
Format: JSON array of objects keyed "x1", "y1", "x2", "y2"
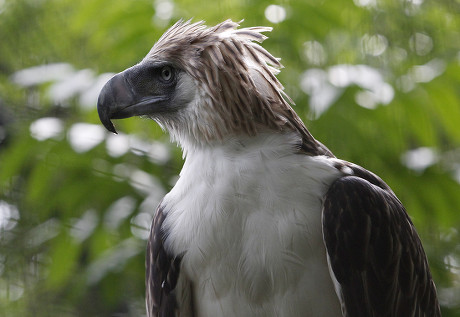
[
  {"x1": 159, "y1": 133, "x2": 345, "y2": 316},
  {"x1": 323, "y1": 165, "x2": 441, "y2": 317},
  {"x1": 143, "y1": 20, "x2": 330, "y2": 155}
]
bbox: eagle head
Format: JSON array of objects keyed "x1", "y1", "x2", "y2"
[{"x1": 97, "y1": 19, "x2": 305, "y2": 148}]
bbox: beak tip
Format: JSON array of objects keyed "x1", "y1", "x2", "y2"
[
  {"x1": 98, "y1": 104, "x2": 118, "y2": 134},
  {"x1": 103, "y1": 119, "x2": 118, "y2": 134},
  {"x1": 97, "y1": 90, "x2": 119, "y2": 134}
]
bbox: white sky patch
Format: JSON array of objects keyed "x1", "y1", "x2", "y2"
[
  {"x1": 407, "y1": 0, "x2": 423, "y2": 4},
  {"x1": 153, "y1": 0, "x2": 174, "y2": 26},
  {"x1": 106, "y1": 132, "x2": 130, "y2": 157},
  {"x1": 300, "y1": 68, "x2": 342, "y2": 119},
  {"x1": 0, "y1": 201, "x2": 20, "y2": 231},
  {"x1": 148, "y1": 141, "x2": 171, "y2": 164},
  {"x1": 361, "y1": 34, "x2": 388, "y2": 56},
  {"x1": 87, "y1": 238, "x2": 143, "y2": 285},
  {"x1": 129, "y1": 136, "x2": 171, "y2": 164},
  {"x1": 396, "y1": 59, "x2": 446, "y2": 92},
  {"x1": 355, "y1": 90, "x2": 378, "y2": 109},
  {"x1": 48, "y1": 69, "x2": 94, "y2": 104},
  {"x1": 330, "y1": 64, "x2": 394, "y2": 108},
  {"x1": 444, "y1": 254, "x2": 460, "y2": 276},
  {"x1": 439, "y1": 227, "x2": 458, "y2": 243},
  {"x1": 104, "y1": 196, "x2": 137, "y2": 230},
  {"x1": 131, "y1": 212, "x2": 152, "y2": 240},
  {"x1": 410, "y1": 59, "x2": 446, "y2": 83},
  {"x1": 12, "y1": 63, "x2": 114, "y2": 112},
  {"x1": 131, "y1": 193, "x2": 164, "y2": 240},
  {"x1": 70, "y1": 209, "x2": 98, "y2": 242},
  {"x1": 113, "y1": 163, "x2": 135, "y2": 182},
  {"x1": 79, "y1": 73, "x2": 115, "y2": 110},
  {"x1": 401, "y1": 147, "x2": 439, "y2": 172},
  {"x1": 373, "y1": 82, "x2": 394, "y2": 104},
  {"x1": 0, "y1": 281, "x2": 24, "y2": 302},
  {"x1": 106, "y1": 131, "x2": 172, "y2": 162},
  {"x1": 30, "y1": 117, "x2": 64, "y2": 141},
  {"x1": 303, "y1": 41, "x2": 327, "y2": 66},
  {"x1": 0, "y1": 0, "x2": 6, "y2": 14},
  {"x1": 26, "y1": 218, "x2": 61, "y2": 248},
  {"x1": 410, "y1": 32, "x2": 433, "y2": 56},
  {"x1": 129, "y1": 136, "x2": 152, "y2": 157},
  {"x1": 92, "y1": 158, "x2": 111, "y2": 176},
  {"x1": 11, "y1": 63, "x2": 74, "y2": 87},
  {"x1": 353, "y1": 0, "x2": 377, "y2": 8},
  {"x1": 301, "y1": 64, "x2": 394, "y2": 118},
  {"x1": 438, "y1": 286, "x2": 460, "y2": 308},
  {"x1": 396, "y1": 74, "x2": 416, "y2": 93},
  {"x1": 355, "y1": 83, "x2": 394, "y2": 109},
  {"x1": 129, "y1": 169, "x2": 165, "y2": 196},
  {"x1": 67, "y1": 123, "x2": 105, "y2": 153},
  {"x1": 404, "y1": 0, "x2": 424, "y2": 15},
  {"x1": 453, "y1": 165, "x2": 460, "y2": 185},
  {"x1": 329, "y1": 64, "x2": 381, "y2": 89},
  {"x1": 390, "y1": 47, "x2": 408, "y2": 64},
  {"x1": 265, "y1": 5, "x2": 287, "y2": 24}
]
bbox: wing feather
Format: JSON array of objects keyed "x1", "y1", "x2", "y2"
[
  {"x1": 322, "y1": 170, "x2": 440, "y2": 317},
  {"x1": 146, "y1": 204, "x2": 193, "y2": 317}
]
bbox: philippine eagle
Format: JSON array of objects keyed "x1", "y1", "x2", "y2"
[{"x1": 97, "y1": 20, "x2": 440, "y2": 317}]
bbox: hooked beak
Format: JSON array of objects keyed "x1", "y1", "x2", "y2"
[{"x1": 97, "y1": 71, "x2": 168, "y2": 134}]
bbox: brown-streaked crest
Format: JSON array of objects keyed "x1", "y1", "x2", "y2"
[{"x1": 143, "y1": 20, "x2": 330, "y2": 155}]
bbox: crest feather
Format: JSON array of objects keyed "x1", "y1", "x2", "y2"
[{"x1": 145, "y1": 20, "x2": 320, "y2": 152}]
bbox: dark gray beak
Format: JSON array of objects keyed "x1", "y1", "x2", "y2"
[
  {"x1": 97, "y1": 73, "x2": 132, "y2": 134},
  {"x1": 97, "y1": 68, "x2": 170, "y2": 134}
]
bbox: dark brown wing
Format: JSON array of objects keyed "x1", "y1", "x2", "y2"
[
  {"x1": 146, "y1": 204, "x2": 189, "y2": 317},
  {"x1": 322, "y1": 169, "x2": 440, "y2": 317}
]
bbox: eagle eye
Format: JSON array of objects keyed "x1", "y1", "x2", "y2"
[{"x1": 160, "y1": 66, "x2": 173, "y2": 83}]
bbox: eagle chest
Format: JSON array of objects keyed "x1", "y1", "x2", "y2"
[{"x1": 161, "y1": 146, "x2": 342, "y2": 311}]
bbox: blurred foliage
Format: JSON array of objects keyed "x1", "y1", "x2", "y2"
[{"x1": 0, "y1": 0, "x2": 459, "y2": 316}]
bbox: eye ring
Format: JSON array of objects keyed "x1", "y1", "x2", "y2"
[{"x1": 160, "y1": 66, "x2": 173, "y2": 82}]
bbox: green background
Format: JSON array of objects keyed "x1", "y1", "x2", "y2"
[{"x1": 0, "y1": 0, "x2": 459, "y2": 316}]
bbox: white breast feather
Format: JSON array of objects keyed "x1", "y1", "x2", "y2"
[{"x1": 161, "y1": 132, "x2": 344, "y2": 317}]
